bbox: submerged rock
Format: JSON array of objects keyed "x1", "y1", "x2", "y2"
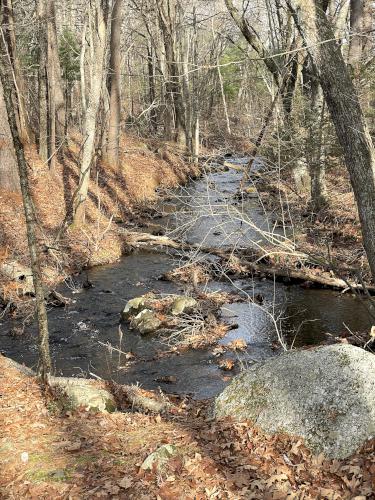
[
  {"x1": 130, "y1": 309, "x2": 162, "y2": 334},
  {"x1": 141, "y1": 444, "x2": 178, "y2": 471},
  {"x1": 48, "y1": 376, "x2": 116, "y2": 413},
  {"x1": 215, "y1": 344, "x2": 375, "y2": 458},
  {"x1": 170, "y1": 296, "x2": 197, "y2": 315}
]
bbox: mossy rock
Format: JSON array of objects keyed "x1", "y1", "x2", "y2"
[
  {"x1": 48, "y1": 376, "x2": 116, "y2": 413},
  {"x1": 215, "y1": 344, "x2": 375, "y2": 458}
]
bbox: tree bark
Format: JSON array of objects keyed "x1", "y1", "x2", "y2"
[
  {"x1": 348, "y1": 0, "x2": 364, "y2": 68},
  {"x1": 287, "y1": 0, "x2": 375, "y2": 282},
  {"x1": 0, "y1": 32, "x2": 52, "y2": 380},
  {"x1": 104, "y1": 0, "x2": 122, "y2": 167},
  {"x1": 37, "y1": 0, "x2": 49, "y2": 163},
  {"x1": 308, "y1": 79, "x2": 327, "y2": 210},
  {"x1": 46, "y1": 0, "x2": 66, "y2": 161},
  {"x1": 0, "y1": 80, "x2": 19, "y2": 191},
  {"x1": 2, "y1": 0, "x2": 33, "y2": 143},
  {"x1": 73, "y1": 0, "x2": 108, "y2": 225},
  {"x1": 156, "y1": 0, "x2": 186, "y2": 146}
]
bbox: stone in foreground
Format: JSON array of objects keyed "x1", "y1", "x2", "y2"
[
  {"x1": 48, "y1": 376, "x2": 116, "y2": 412},
  {"x1": 141, "y1": 444, "x2": 178, "y2": 471},
  {"x1": 215, "y1": 344, "x2": 375, "y2": 458}
]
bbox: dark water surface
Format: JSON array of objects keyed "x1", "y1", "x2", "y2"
[{"x1": 0, "y1": 163, "x2": 372, "y2": 398}]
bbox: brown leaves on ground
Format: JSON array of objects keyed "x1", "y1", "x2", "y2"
[
  {"x1": 1, "y1": 353, "x2": 374, "y2": 499},
  {"x1": 0, "y1": 135, "x2": 198, "y2": 308}
]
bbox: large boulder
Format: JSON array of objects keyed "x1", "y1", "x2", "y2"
[{"x1": 214, "y1": 344, "x2": 375, "y2": 458}]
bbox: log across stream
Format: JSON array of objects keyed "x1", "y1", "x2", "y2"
[{"x1": 0, "y1": 160, "x2": 373, "y2": 399}]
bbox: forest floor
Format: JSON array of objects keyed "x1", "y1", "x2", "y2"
[
  {"x1": 252, "y1": 161, "x2": 371, "y2": 285},
  {"x1": 0, "y1": 134, "x2": 199, "y2": 308},
  {"x1": 1, "y1": 354, "x2": 375, "y2": 500}
]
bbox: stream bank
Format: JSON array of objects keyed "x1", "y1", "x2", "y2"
[{"x1": 0, "y1": 160, "x2": 373, "y2": 399}]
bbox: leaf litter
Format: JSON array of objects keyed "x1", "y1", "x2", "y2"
[{"x1": 0, "y1": 354, "x2": 374, "y2": 499}]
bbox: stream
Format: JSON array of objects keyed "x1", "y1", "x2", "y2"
[{"x1": 0, "y1": 159, "x2": 372, "y2": 399}]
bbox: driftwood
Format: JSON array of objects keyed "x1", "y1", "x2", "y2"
[
  {"x1": 121, "y1": 229, "x2": 375, "y2": 294},
  {"x1": 48, "y1": 290, "x2": 72, "y2": 307},
  {"x1": 110, "y1": 381, "x2": 172, "y2": 414}
]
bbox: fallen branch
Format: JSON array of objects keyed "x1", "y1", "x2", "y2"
[
  {"x1": 120, "y1": 229, "x2": 375, "y2": 293},
  {"x1": 110, "y1": 382, "x2": 172, "y2": 414}
]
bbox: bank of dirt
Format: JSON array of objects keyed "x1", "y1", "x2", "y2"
[
  {"x1": 0, "y1": 354, "x2": 374, "y2": 499},
  {"x1": 0, "y1": 134, "x2": 199, "y2": 304}
]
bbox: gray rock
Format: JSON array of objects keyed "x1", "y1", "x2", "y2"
[
  {"x1": 170, "y1": 296, "x2": 197, "y2": 316},
  {"x1": 121, "y1": 296, "x2": 147, "y2": 320},
  {"x1": 214, "y1": 344, "x2": 375, "y2": 458},
  {"x1": 140, "y1": 444, "x2": 178, "y2": 471},
  {"x1": 48, "y1": 376, "x2": 116, "y2": 412},
  {"x1": 130, "y1": 309, "x2": 162, "y2": 334}
]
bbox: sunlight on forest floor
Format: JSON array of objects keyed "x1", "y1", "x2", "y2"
[{"x1": 1, "y1": 355, "x2": 374, "y2": 499}]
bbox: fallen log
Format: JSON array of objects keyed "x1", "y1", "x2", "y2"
[{"x1": 120, "y1": 229, "x2": 375, "y2": 294}]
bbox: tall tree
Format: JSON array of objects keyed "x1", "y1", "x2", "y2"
[
  {"x1": 0, "y1": 80, "x2": 19, "y2": 192},
  {"x1": 0, "y1": 18, "x2": 52, "y2": 379},
  {"x1": 104, "y1": 0, "x2": 123, "y2": 167},
  {"x1": 156, "y1": 0, "x2": 186, "y2": 145},
  {"x1": 348, "y1": 0, "x2": 364, "y2": 69},
  {"x1": 1, "y1": 0, "x2": 33, "y2": 143},
  {"x1": 46, "y1": 0, "x2": 66, "y2": 165},
  {"x1": 73, "y1": 0, "x2": 109, "y2": 224},
  {"x1": 37, "y1": 0, "x2": 49, "y2": 163},
  {"x1": 287, "y1": 0, "x2": 375, "y2": 281}
]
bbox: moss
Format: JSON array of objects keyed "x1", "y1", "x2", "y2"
[
  {"x1": 26, "y1": 467, "x2": 71, "y2": 483},
  {"x1": 337, "y1": 351, "x2": 352, "y2": 367},
  {"x1": 74, "y1": 454, "x2": 98, "y2": 466},
  {"x1": 216, "y1": 377, "x2": 268, "y2": 419}
]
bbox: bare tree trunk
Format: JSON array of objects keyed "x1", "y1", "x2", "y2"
[
  {"x1": 73, "y1": 0, "x2": 108, "y2": 225},
  {"x1": 0, "y1": 35, "x2": 51, "y2": 380},
  {"x1": 348, "y1": 0, "x2": 364, "y2": 69},
  {"x1": 147, "y1": 44, "x2": 157, "y2": 133},
  {"x1": 362, "y1": 0, "x2": 373, "y2": 59},
  {"x1": 288, "y1": 0, "x2": 375, "y2": 281},
  {"x1": 2, "y1": 0, "x2": 33, "y2": 143},
  {"x1": 308, "y1": 81, "x2": 327, "y2": 210},
  {"x1": 104, "y1": 0, "x2": 122, "y2": 167},
  {"x1": 37, "y1": 0, "x2": 49, "y2": 163},
  {"x1": 0, "y1": 80, "x2": 19, "y2": 191},
  {"x1": 157, "y1": 0, "x2": 186, "y2": 146},
  {"x1": 80, "y1": 19, "x2": 87, "y2": 131},
  {"x1": 217, "y1": 52, "x2": 231, "y2": 136},
  {"x1": 46, "y1": 0, "x2": 66, "y2": 160}
]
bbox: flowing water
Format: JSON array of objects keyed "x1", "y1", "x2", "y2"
[{"x1": 0, "y1": 160, "x2": 372, "y2": 399}]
